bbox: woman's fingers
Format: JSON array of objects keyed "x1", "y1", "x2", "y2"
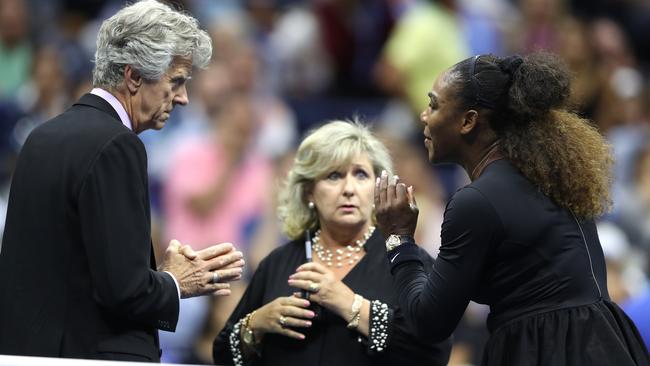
[{"x1": 295, "y1": 261, "x2": 328, "y2": 274}]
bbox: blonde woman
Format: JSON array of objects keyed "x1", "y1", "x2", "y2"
[{"x1": 213, "y1": 121, "x2": 451, "y2": 365}]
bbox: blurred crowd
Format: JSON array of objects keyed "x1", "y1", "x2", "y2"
[{"x1": 0, "y1": 0, "x2": 649, "y2": 364}]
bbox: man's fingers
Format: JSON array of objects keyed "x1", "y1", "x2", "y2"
[
  {"x1": 206, "y1": 282, "x2": 231, "y2": 292},
  {"x1": 213, "y1": 288, "x2": 231, "y2": 296},
  {"x1": 179, "y1": 245, "x2": 197, "y2": 260},
  {"x1": 196, "y1": 242, "x2": 234, "y2": 260},
  {"x1": 166, "y1": 239, "x2": 181, "y2": 254},
  {"x1": 213, "y1": 267, "x2": 244, "y2": 283},
  {"x1": 204, "y1": 250, "x2": 244, "y2": 271},
  {"x1": 223, "y1": 259, "x2": 245, "y2": 270}
]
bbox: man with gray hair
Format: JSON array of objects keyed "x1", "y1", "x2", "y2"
[{"x1": 0, "y1": 0, "x2": 244, "y2": 361}]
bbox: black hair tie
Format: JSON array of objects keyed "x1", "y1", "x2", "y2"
[{"x1": 499, "y1": 55, "x2": 524, "y2": 76}]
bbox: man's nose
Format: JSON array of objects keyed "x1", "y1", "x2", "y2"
[{"x1": 174, "y1": 85, "x2": 189, "y2": 106}]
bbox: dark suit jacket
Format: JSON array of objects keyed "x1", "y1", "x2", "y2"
[{"x1": 0, "y1": 94, "x2": 179, "y2": 361}]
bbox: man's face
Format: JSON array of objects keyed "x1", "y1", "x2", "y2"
[{"x1": 132, "y1": 57, "x2": 192, "y2": 133}]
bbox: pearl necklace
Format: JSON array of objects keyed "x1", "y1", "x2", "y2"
[{"x1": 312, "y1": 226, "x2": 375, "y2": 267}]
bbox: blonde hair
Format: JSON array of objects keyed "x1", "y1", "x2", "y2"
[{"x1": 278, "y1": 120, "x2": 393, "y2": 239}]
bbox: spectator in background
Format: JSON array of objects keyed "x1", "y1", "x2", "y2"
[
  {"x1": 164, "y1": 91, "x2": 273, "y2": 257},
  {"x1": 0, "y1": 0, "x2": 32, "y2": 99},
  {"x1": 618, "y1": 145, "x2": 650, "y2": 253},
  {"x1": 214, "y1": 120, "x2": 451, "y2": 366},
  {"x1": 374, "y1": 0, "x2": 467, "y2": 116}
]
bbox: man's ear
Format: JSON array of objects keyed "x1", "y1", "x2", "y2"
[
  {"x1": 460, "y1": 109, "x2": 479, "y2": 135},
  {"x1": 124, "y1": 65, "x2": 142, "y2": 94}
]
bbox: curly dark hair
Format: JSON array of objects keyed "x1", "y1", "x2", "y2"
[{"x1": 449, "y1": 52, "x2": 613, "y2": 218}]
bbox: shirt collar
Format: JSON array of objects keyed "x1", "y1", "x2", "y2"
[{"x1": 90, "y1": 88, "x2": 133, "y2": 131}]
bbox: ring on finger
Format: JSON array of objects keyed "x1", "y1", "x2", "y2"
[
  {"x1": 279, "y1": 315, "x2": 287, "y2": 327},
  {"x1": 212, "y1": 271, "x2": 220, "y2": 283},
  {"x1": 308, "y1": 281, "x2": 320, "y2": 293}
]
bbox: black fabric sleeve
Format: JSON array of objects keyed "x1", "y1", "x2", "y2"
[
  {"x1": 377, "y1": 249, "x2": 452, "y2": 365},
  {"x1": 389, "y1": 187, "x2": 502, "y2": 342},
  {"x1": 213, "y1": 255, "x2": 270, "y2": 365},
  {"x1": 78, "y1": 132, "x2": 179, "y2": 331}
]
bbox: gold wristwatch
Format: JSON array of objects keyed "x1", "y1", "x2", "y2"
[
  {"x1": 385, "y1": 234, "x2": 413, "y2": 251},
  {"x1": 241, "y1": 311, "x2": 258, "y2": 346}
]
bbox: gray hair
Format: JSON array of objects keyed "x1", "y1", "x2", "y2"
[
  {"x1": 278, "y1": 120, "x2": 393, "y2": 239},
  {"x1": 92, "y1": 0, "x2": 212, "y2": 88}
]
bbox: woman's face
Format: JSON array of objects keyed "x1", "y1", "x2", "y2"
[
  {"x1": 309, "y1": 153, "x2": 376, "y2": 231},
  {"x1": 420, "y1": 70, "x2": 464, "y2": 164}
]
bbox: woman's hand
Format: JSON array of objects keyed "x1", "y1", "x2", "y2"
[
  {"x1": 374, "y1": 170, "x2": 419, "y2": 237},
  {"x1": 289, "y1": 262, "x2": 356, "y2": 321},
  {"x1": 248, "y1": 295, "x2": 315, "y2": 340}
]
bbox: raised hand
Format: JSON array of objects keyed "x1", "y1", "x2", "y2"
[{"x1": 374, "y1": 170, "x2": 419, "y2": 237}]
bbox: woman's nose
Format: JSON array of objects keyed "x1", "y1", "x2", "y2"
[{"x1": 342, "y1": 176, "x2": 355, "y2": 196}]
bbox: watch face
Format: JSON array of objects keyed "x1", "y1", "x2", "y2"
[
  {"x1": 243, "y1": 328, "x2": 254, "y2": 344},
  {"x1": 386, "y1": 235, "x2": 401, "y2": 250}
]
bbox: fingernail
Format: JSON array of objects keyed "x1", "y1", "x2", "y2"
[
  {"x1": 307, "y1": 311, "x2": 315, "y2": 318},
  {"x1": 381, "y1": 170, "x2": 387, "y2": 177},
  {"x1": 376, "y1": 177, "x2": 380, "y2": 185},
  {"x1": 299, "y1": 334, "x2": 305, "y2": 340},
  {"x1": 305, "y1": 321, "x2": 312, "y2": 326},
  {"x1": 288, "y1": 279, "x2": 294, "y2": 285},
  {"x1": 303, "y1": 300, "x2": 310, "y2": 307}
]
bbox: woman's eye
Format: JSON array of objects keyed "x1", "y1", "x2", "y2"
[
  {"x1": 355, "y1": 170, "x2": 369, "y2": 179},
  {"x1": 326, "y1": 172, "x2": 341, "y2": 180}
]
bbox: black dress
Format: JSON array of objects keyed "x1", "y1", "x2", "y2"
[
  {"x1": 213, "y1": 231, "x2": 451, "y2": 366},
  {"x1": 389, "y1": 159, "x2": 650, "y2": 365}
]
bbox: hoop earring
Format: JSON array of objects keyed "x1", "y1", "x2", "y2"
[{"x1": 308, "y1": 201, "x2": 315, "y2": 210}]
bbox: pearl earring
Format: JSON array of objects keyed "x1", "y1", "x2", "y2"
[{"x1": 308, "y1": 201, "x2": 315, "y2": 210}]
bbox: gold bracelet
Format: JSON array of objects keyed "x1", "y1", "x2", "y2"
[
  {"x1": 346, "y1": 294, "x2": 364, "y2": 329},
  {"x1": 241, "y1": 310, "x2": 259, "y2": 347}
]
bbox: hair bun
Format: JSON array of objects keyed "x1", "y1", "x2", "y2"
[{"x1": 499, "y1": 55, "x2": 524, "y2": 76}]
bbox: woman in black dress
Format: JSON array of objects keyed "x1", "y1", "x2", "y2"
[
  {"x1": 375, "y1": 53, "x2": 650, "y2": 365},
  {"x1": 213, "y1": 121, "x2": 451, "y2": 365}
]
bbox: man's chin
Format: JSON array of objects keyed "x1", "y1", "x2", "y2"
[{"x1": 154, "y1": 120, "x2": 167, "y2": 130}]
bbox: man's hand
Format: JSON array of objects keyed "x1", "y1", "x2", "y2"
[
  {"x1": 374, "y1": 170, "x2": 419, "y2": 237},
  {"x1": 158, "y1": 240, "x2": 245, "y2": 298}
]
